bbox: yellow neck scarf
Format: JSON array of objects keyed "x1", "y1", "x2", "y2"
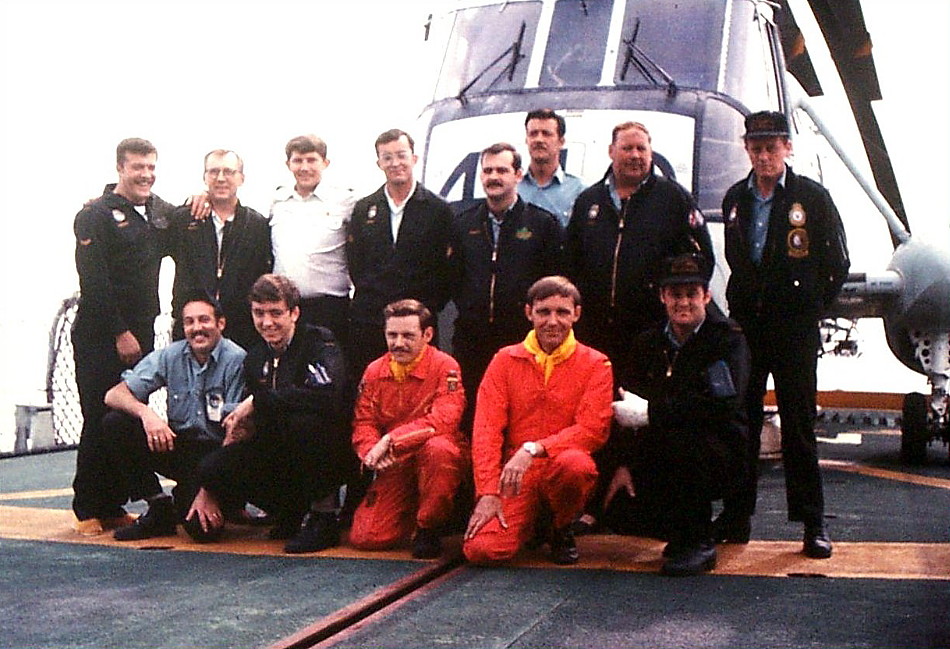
[
  {"x1": 389, "y1": 345, "x2": 426, "y2": 383},
  {"x1": 523, "y1": 329, "x2": 577, "y2": 384}
]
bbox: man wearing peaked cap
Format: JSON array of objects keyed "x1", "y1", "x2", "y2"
[
  {"x1": 610, "y1": 253, "x2": 750, "y2": 575},
  {"x1": 718, "y1": 110, "x2": 850, "y2": 559}
]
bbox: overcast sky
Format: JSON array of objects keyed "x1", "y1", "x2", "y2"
[{"x1": 0, "y1": 0, "x2": 946, "y2": 444}]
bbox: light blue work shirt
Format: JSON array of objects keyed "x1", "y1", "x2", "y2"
[
  {"x1": 518, "y1": 166, "x2": 586, "y2": 228},
  {"x1": 747, "y1": 168, "x2": 786, "y2": 264},
  {"x1": 121, "y1": 337, "x2": 247, "y2": 443}
]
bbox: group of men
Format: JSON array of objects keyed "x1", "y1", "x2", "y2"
[{"x1": 70, "y1": 107, "x2": 848, "y2": 576}]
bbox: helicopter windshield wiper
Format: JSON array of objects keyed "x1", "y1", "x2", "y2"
[
  {"x1": 457, "y1": 21, "x2": 527, "y2": 106},
  {"x1": 620, "y1": 18, "x2": 677, "y2": 95}
]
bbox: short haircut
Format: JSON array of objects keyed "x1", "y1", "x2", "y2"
[
  {"x1": 525, "y1": 108, "x2": 566, "y2": 137},
  {"x1": 383, "y1": 299, "x2": 434, "y2": 331},
  {"x1": 203, "y1": 149, "x2": 244, "y2": 173},
  {"x1": 179, "y1": 290, "x2": 224, "y2": 319},
  {"x1": 526, "y1": 275, "x2": 582, "y2": 307},
  {"x1": 375, "y1": 129, "x2": 415, "y2": 155},
  {"x1": 248, "y1": 273, "x2": 301, "y2": 311},
  {"x1": 611, "y1": 121, "x2": 651, "y2": 143},
  {"x1": 116, "y1": 138, "x2": 156, "y2": 166},
  {"x1": 481, "y1": 142, "x2": 522, "y2": 172},
  {"x1": 285, "y1": 134, "x2": 328, "y2": 161}
]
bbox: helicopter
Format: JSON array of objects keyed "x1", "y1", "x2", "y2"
[{"x1": 412, "y1": 0, "x2": 950, "y2": 462}]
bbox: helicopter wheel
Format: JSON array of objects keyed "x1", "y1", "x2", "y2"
[{"x1": 900, "y1": 392, "x2": 929, "y2": 464}]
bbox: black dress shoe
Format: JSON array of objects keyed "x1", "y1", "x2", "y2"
[
  {"x1": 803, "y1": 524, "x2": 833, "y2": 559},
  {"x1": 661, "y1": 540, "x2": 717, "y2": 576},
  {"x1": 411, "y1": 528, "x2": 443, "y2": 559},
  {"x1": 711, "y1": 514, "x2": 751, "y2": 544},
  {"x1": 114, "y1": 497, "x2": 177, "y2": 541},
  {"x1": 284, "y1": 512, "x2": 340, "y2": 554},
  {"x1": 550, "y1": 526, "x2": 579, "y2": 565}
]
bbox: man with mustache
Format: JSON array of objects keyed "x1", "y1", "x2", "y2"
[
  {"x1": 517, "y1": 108, "x2": 586, "y2": 228},
  {"x1": 463, "y1": 276, "x2": 613, "y2": 565},
  {"x1": 448, "y1": 142, "x2": 563, "y2": 434},
  {"x1": 349, "y1": 299, "x2": 468, "y2": 559},
  {"x1": 100, "y1": 293, "x2": 246, "y2": 542}
]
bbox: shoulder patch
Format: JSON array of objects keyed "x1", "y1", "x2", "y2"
[{"x1": 446, "y1": 369, "x2": 459, "y2": 392}]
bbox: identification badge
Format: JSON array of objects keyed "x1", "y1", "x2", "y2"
[
  {"x1": 587, "y1": 204, "x2": 600, "y2": 220},
  {"x1": 112, "y1": 209, "x2": 126, "y2": 223},
  {"x1": 367, "y1": 205, "x2": 378, "y2": 222},
  {"x1": 205, "y1": 391, "x2": 224, "y2": 423}
]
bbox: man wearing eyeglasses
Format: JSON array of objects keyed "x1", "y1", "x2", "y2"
[
  {"x1": 346, "y1": 129, "x2": 455, "y2": 381},
  {"x1": 196, "y1": 274, "x2": 351, "y2": 553},
  {"x1": 171, "y1": 149, "x2": 273, "y2": 351}
]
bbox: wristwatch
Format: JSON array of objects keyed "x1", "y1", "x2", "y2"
[{"x1": 522, "y1": 441, "x2": 541, "y2": 457}]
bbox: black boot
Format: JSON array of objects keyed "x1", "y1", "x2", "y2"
[
  {"x1": 661, "y1": 539, "x2": 717, "y2": 576},
  {"x1": 550, "y1": 525, "x2": 579, "y2": 565},
  {"x1": 803, "y1": 523, "x2": 833, "y2": 559},
  {"x1": 114, "y1": 496, "x2": 177, "y2": 541},
  {"x1": 284, "y1": 512, "x2": 341, "y2": 554}
]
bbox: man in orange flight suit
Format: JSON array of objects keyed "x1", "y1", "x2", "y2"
[
  {"x1": 349, "y1": 299, "x2": 468, "y2": 559},
  {"x1": 464, "y1": 276, "x2": 613, "y2": 564}
]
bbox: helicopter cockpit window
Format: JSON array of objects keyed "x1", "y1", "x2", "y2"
[
  {"x1": 435, "y1": 2, "x2": 542, "y2": 101},
  {"x1": 614, "y1": 0, "x2": 725, "y2": 91},
  {"x1": 539, "y1": 0, "x2": 613, "y2": 88}
]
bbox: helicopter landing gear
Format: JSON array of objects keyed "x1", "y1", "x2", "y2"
[{"x1": 900, "y1": 392, "x2": 928, "y2": 464}]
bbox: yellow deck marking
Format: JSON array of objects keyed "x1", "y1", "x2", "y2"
[
  {"x1": 0, "y1": 487, "x2": 74, "y2": 501},
  {"x1": 1, "y1": 505, "x2": 948, "y2": 580},
  {"x1": 0, "y1": 479, "x2": 175, "y2": 501},
  {"x1": 821, "y1": 459, "x2": 950, "y2": 489}
]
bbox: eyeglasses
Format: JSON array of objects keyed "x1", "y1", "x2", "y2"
[
  {"x1": 378, "y1": 151, "x2": 413, "y2": 165},
  {"x1": 205, "y1": 167, "x2": 241, "y2": 178}
]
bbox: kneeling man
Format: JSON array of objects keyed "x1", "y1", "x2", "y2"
[
  {"x1": 464, "y1": 276, "x2": 613, "y2": 564},
  {"x1": 106, "y1": 293, "x2": 246, "y2": 541},
  {"x1": 350, "y1": 299, "x2": 468, "y2": 558},
  {"x1": 620, "y1": 254, "x2": 750, "y2": 575}
]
